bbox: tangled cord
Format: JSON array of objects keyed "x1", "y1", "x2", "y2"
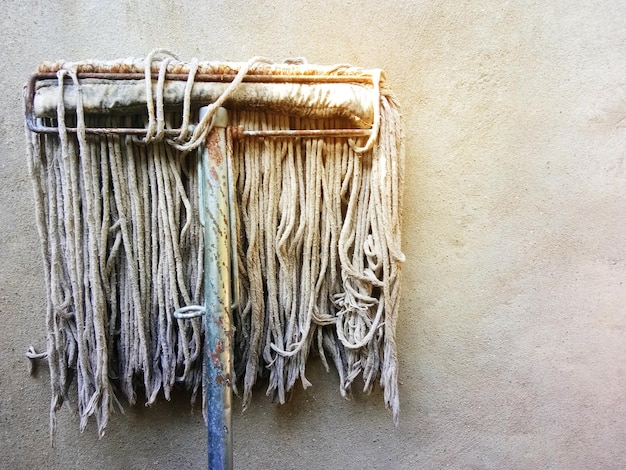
[
  {"x1": 139, "y1": 49, "x2": 273, "y2": 153},
  {"x1": 26, "y1": 50, "x2": 405, "y2": 438}
]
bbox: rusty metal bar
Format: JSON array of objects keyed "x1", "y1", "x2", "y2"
[
  {"x1": 25, "y1": 120, "x2": 371, "y2": 139},
  {"x1": 24, "y1": 72, "x2": 374, "y2": 139},
  {"x1": 31, "y1": 71, "x2": 373, "y2": 84},
  {"x1": 25, "y1": 123, "x2": 185, "y2": 136},
  {"x1": 200, "y1": 107, "x2": 234, "y2": 470},
  {"x1": 233, "y1": 127, "x2": 371, "y2": 139}
]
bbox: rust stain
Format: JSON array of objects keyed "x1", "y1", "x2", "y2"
[
  {"x1": 215, "y1": 373, "x2": 232, "y2": 387},
  {"x1": 210, "y1": 166, "x2": 219, "y2": 181},
  {"x1": 206, "y1": 130, "x2": 224, "y2": 165},
  {"x1": 211, "y1": 352, "x2": 222, "y2": 368}
]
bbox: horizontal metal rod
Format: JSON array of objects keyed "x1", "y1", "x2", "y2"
[
  {"x1": 234, "y1": 127, "x2": 371, "y2": 138},
  {"x1": 26, "y1": 120, "x2": 372, "y2": 139},
  {"x1": 25, "y1": 72, "x2": 374, "y2": 140},
  {"x1": 26, "y1": 121, "x2": 184, "y2": 136},
  {"x1": 32, "y1": 71, "x2": 373, "y2": 84}
]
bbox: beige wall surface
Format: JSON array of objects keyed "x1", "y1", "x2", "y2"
[{"x1": 2, "y1": 1, "x2": 626, "y2": 469}]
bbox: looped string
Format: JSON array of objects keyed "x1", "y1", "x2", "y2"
[
  {"x1": 348, "y1": 68, "x2": 382, "y2": 154},
  {"x1": 334, "y1": 295, "x2": 385, "y2": 350},
  {"x1": 55, "y1": 68, "x2": 69, "y2": 146},
  {"x1": 26, "y1": 345, "x2": 48, "y2": 376},
  {"x1": 141, "y1": 49, "x2": 180, "y2": 143},
  {"x1": 168, "y1": 55, "x2": 273, "y2": 153},
  {"x1": 170, "y1": 57, "x2": 199, "y2": 144},
  {"x1": 173, "y1": 305, "x2": 206, "y2": 319},
  {"x1": 134, "y1": 49, "x2": 274, "y2": 152},
  {"x1": 154, "y1": 57, "x2": 174, "y2": 141}
]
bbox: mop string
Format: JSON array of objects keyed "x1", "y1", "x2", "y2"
[
  {"x1": 173, "y1": 305, "x2": 206, "y2": 319},
  {"x1": 27, "y1": 52, "x2": 404, "y2": 434},
  {"x1": 173, "y1": 57, "x2": 199, "y2": 144},
  {"x1": 154, "y1": 57, "x2": 174, "y2": 141},
  {"x1": 166, "y1": 54, "x2": 274, "y2": 154},
  {"x1": 139, "y1": 49, "x2": 382, "y2": 155},
  {"x1": 141, "y1": 49, "x2": 180, "y2": 143},
  {"x1": 348, "y1": 68, "x2": 382, "y2": 154}
]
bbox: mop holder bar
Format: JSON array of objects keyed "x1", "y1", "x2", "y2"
[{"x1": 24, "y1": 70, "x2": 377, "y2": 138}]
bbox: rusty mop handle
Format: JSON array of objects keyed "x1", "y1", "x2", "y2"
[
  {"x1": 174, "y1": 107, "x2": 234, "y2": 470},
  {"x1": 199, "y1": 107, "x2": 234, "y2": 470}
]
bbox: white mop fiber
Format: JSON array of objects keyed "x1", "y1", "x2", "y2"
[{"x1": 25, "y1": 51, "x2": 405, "y2": 439}]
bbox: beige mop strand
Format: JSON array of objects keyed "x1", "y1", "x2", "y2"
[{"x1": 24, "y1": 51, "x2": 405, "y2": 462}]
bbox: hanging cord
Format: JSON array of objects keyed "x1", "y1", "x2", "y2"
[
  {"x1": 127, "y1": 49, "x2": 272, "y2": 151},
  {"x1": 348, "y1": 68, "x2": 382, "y2": 154},
  {"x1": 167, "y1": 55, "x2": 273, "y2": 154},
  {"x1": 170, "y1": 57, "x2": 199, "y2": 144},
  {"x1": 141, "y1": 49, "x2": 180, "y2": 143},
  {"x1": 154, "y1": 57, "x2": 175, "y2": 141},
  {"x1": 26, "y1": 345, "x2": 48, "y2": 376}
]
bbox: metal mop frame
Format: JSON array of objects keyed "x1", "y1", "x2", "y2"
[{"x1": 25, "y1": 60, "x2": 385, "y2": 469}]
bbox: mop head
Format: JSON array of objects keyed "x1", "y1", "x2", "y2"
[{"x1": 25, "y1": 51, "x2": 405, "y2": 438}]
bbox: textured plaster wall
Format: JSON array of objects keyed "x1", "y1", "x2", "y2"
[{"x1": 1, "y1": 1, "x2": 626, "y2": 469}]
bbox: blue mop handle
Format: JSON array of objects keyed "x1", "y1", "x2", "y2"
[{"x1": 199, "y1": 106, "x2": 233, "y2": 470}]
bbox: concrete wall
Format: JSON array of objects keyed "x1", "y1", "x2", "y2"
[{"x1": 1, "y1": 1, "x2": 625, "y2": 468}]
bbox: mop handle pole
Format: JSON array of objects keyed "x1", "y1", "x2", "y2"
[{"x1": 200, "y1": 106, "x2": 233, "y2": 470}]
